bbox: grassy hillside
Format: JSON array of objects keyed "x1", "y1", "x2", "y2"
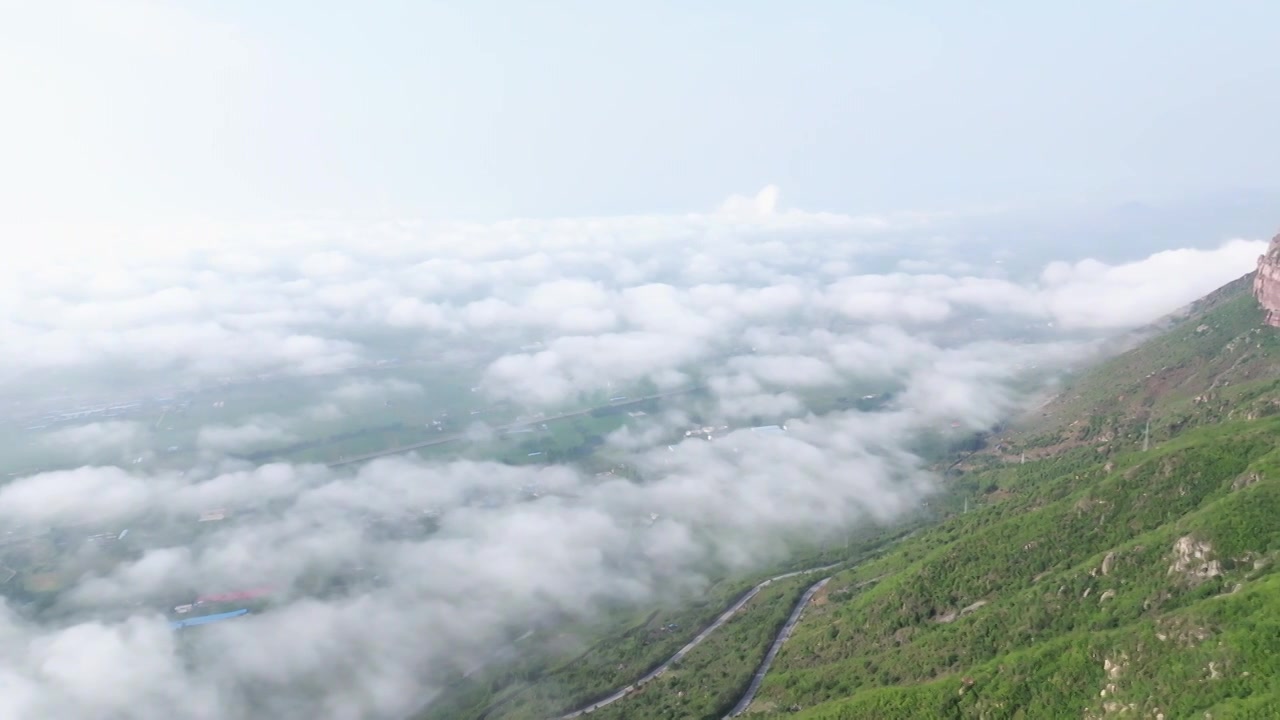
[
  {"x1": 750, "y1": 418, "x2": 1280, "y2": 717},
  {"x1": 995, "y1": 273, "x2": 1280, "y2": 461},
  {"x1": 731, "y1": 275, "x2": 1280, "y2": 718},
  {"x1": 575, "y1": 573, "x2": 817, "y2": 720}
]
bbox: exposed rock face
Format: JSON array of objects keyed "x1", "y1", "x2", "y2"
[
  {"x1": 1168, "y1": 535, "x2": 1222, "y2": 585},
  {"x1": 1252, "y1": 233, "x2": 1280, "y2": 327}
]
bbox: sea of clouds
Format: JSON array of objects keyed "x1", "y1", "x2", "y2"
[{"x1": 0, "y1": 188, "x2": 1266, "y2": 719}]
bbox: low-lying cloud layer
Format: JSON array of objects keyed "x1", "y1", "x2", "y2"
[
  {"x1": 1, "y1": 188, "x2": 1263, "y2": 397},
  {"x1": 0, "y1": 189, "x2": 1266, "y2": 720}
]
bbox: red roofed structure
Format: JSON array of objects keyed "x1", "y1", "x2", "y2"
[{"x1": 196, "y1": 587, "x2": 273, "y2": 605}]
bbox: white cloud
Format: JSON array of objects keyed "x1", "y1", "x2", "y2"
[
  {"x1": 197, "y1": 417, "x2": 296, "y2": 454},
  {"x1": 42, "y1": 422, "x2": 148, "y2": 462},
  {"x1": 0, "y1": 190, "x2": 1267, "y2": 719},
  {"x1": 1039, "y1": 239, "x2": 1266, "y2": 328},
  {"x1": 718, "y1": 184, "x2": 781, "y2": 218},
  {"x1": 0, "y1": 467, "x2": 153, "y2": 526}
]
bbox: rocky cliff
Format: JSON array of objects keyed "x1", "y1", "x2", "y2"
[{"x1": 1252, "y1": 233, "x2": 1280, "y2": 327}]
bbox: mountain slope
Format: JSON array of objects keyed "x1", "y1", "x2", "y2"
[
  {"x1": 751, "y1": 420, "x2": 1280, "y2": 718},
  {"x1": 739, "y1": 273, "x2": 1280, "y2": 718},
  {"x1": 995, "y1": 272, "x2": 1280, "y2": 461}
]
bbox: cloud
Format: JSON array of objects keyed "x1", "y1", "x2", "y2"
[
  {"x1": 42, "y1": 421, "x2": 149, "y2": 462},
  {"x1": 718, "y1": 184, "x2": 781, "y2": 218},
  {"x1": 197, "y1": 417, "x2": 297, "y2": 454},
  {"x1": 2, "y1": 191, "x2": 1255, "y2": 397},
  {"x1": 1039, "y1": 239, "x2": 1266, "y2": 328},
  {"x1": 0, "y1": 190, "x2": 1267, "y2": 719},
  {"x1": 0, "y1": 402, "x2": 942, "y2": 718},
  {"x1": 0, "y1": 466, "x2": 153, "y2": 526}
]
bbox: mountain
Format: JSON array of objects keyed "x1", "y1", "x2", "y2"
[
  {"x1": 1252, "y1": 233, "x2": 1280, "y2": 327},
  {"x1": 737, "y1": 269, "x2": 1280, "y2": 718},
  {"x1": 989, "y1": 268, "x2": 1280, "y2": 465}
]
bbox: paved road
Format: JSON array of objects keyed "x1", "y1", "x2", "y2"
[
  {"x1": 327, "y1": 389, "x2": 696, "y2": 468},
  {"x1": 553, "y1": 563, "x2": 841, "y2": 719},
  {"x1": 724, "y1": 575, "x2": 832, "y2": 717}
]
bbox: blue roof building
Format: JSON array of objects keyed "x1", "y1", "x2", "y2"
[{"x1": 170, "y1": 608, "x2": 250, "y2": 630}]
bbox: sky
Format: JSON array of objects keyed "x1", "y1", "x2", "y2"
[
  {"x1": 1, "y1": 2, "x2": 1279, "y2": 719},
  {"x1": 3, "y1": 0, "x2": 1280, "y2": 224}
]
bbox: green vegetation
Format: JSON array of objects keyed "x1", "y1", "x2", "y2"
[
  {"x1": 582, "y1": 574, "x2": 816, "y2": 720},
  {"x1": 748, "y1": 419, "x2": 1280, "y2": 718},
  {"x1": 1009, "y1": 273, "x2": 1280, "y2": 456}
]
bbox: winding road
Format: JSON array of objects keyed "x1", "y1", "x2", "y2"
[
  {"x1": 554, "y1": 564, "x2": 840, "y2": 719},
  {"x1": 724, "y1": 575, "x2": 831, "y2": 717}
]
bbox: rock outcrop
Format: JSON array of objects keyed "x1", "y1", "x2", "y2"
[
  {"x1": 1168, "y1": 535, "x2": 1222, "y2": 585},
  {"x1": 1252, "y1": 233, "x2": 1280, "y2": 326}
]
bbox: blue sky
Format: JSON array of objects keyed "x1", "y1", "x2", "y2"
[{"x1": 3, "y1": 0, "x2": 1279, "y2": 223}]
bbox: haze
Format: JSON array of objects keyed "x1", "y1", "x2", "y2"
[{"x1": 1, "y1": 2, "x2": 1278, "y2": 720}]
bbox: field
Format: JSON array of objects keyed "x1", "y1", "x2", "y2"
[{"x1": 0, "y1": 360, "x2": 640, "y2": 477}]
